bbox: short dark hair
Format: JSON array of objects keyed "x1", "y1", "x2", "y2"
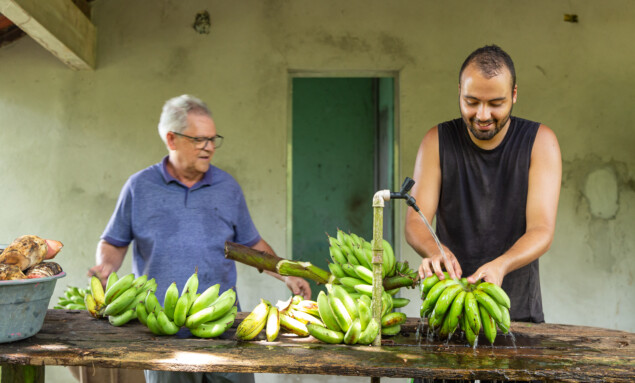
[{"x1": 459, "y1": 45, "x2": 516, "y2": 88}]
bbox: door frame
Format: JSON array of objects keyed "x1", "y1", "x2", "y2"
[{"x1": 285, "y1": 70, "x2": 402, "y2": 264}]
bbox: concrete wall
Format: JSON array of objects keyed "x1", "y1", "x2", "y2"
[{"x1": 0, "y1": 1, "x2": 633, "y2": 382}]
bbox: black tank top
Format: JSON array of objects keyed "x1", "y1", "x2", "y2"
[{"x1": 437, "y1": 116, "x2": 543, "y2": 322}]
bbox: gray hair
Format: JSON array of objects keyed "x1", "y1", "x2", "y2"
[{"x1": 157, "y1": 95, "x2": 212, "y2": 144}]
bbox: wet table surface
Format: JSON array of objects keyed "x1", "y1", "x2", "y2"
[{"x1": 1, "y1": 310, "x2": 634, "y2": 382}]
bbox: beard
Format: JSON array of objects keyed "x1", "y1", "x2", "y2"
[{"x1": 463, "y1": 105, "x2": 513, "y2": 141}]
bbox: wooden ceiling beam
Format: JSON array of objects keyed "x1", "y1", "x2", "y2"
[{"x1": 0, "y1": 0, "x2": 96, "y2": 70}]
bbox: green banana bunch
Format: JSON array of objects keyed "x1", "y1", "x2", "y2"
[
  {"x1": 55, "y1": 285, "x2": 90, "y2": 311},
  {"x1": 420, "y1": 275, "x2": 512, "y2": 346}
]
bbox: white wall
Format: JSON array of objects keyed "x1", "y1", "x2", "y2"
[{"x1": 0, "y1": 1, "x2": 633, "y2": 382}]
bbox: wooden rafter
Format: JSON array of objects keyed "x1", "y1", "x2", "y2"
[{"x1": 0, "y1": 0, "x2": 96, "y2": 70}]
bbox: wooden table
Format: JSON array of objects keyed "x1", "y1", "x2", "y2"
[{"x1": 1, "y1": 310, "x2": 634, "y2": 382}]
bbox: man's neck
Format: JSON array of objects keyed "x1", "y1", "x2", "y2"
[{"x1": 166, "y1": 158, "x2": 204, "y2": 188}]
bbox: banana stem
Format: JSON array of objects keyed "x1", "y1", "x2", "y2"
[
  {"x1": 371, "y1": 193, "x2": 385, "y2": 347},
  {"x1": 276, "y1": 260, "x2": 331, "y2": 284},
  {"x1": 383, "y1": 275, "x2": 419, "y2": 290}
]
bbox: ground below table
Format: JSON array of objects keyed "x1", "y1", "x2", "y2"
[{"x1": 1, "y1": 310, "x2": 634, "y2": 382}]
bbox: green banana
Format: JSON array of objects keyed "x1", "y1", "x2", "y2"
[
  {"x1": 145, "y1": 291, "x2": 161, "y2": 315},
  {"x1": 307, "y1": 323, "x2": 344, "y2": 344},
  {"x1": 329, "y1": 246, "x2": 347, "y2": 265},
  {"x1": 352, "y1": 246, "x2": 371, "y2": 270},
  {"x1": 463, "y1": 291, "x2": 482, "y2": 335},
  {"x1": 444, "y1": 290, "x2": 466, "y2": 336},
  {"x1": 357, "y1": 299, "x2": 371, "y2": 331},
  {"x1": 146, "y1": 312, "x2": 164, "y2": 335},
  {"x1": 381, "y1": 324, "x2": 401, "y2": 336},
  {"x1": 341, "y1": 263, "x2": 360, "y2": 278},
  {"x1": 358, "y1": 318, "x2": 380, "y2": 345},
  {"x1": 359, "y1": 294, "x2": 371, "y2": 307},
  {"x1": 497, "y1": 304, "x2": 511, "y2": 334},
  {"x1": 181, "y1": 269, "x2": 199, "y2": 303},
  {"x1": 157, "y1": 310, "x2": 180, "y2": 335},
  {"x1": 382, "y1": 239, "x2": 395, "y2": 278},
  {"x1": 480, "y1": 304, "x2": 497, "y2": 345},
  {"x1": 343, "y1": 318, "x2": 362, "y2": 345},
  {"x1": 353, "y1": 283, "x2": 373, "y2": 297},
  {"x1": 105, "y1": 272, "x2": 119, "y2": 294},
  {"x1": 328, "y1": 263, "x2": 346, "y2": 279},
  {"x1": 104, "y1": 273, "x2": 135, "y2": 305},
  {"x1": 381, "y1": 312, "x2": 407, "y2": 328},
  {"x1": 329, "y1": 296, "x2": 353, "y2": 332},
  {"x1": 420, "y1": 278, "x2": 459, "y2": 317},
  {"x1": 331, "y1": 285, "x2": 358, "y2": 320},
  {"x1": 189, "y1": 283, "x2": 221, "y2": 316},
  {"x1": 108, "y1": 308, "x2": 136, "y2": 327},
  {"x1": 317, "y1": 291, "x2": 341, "y2": 332},
  {"x1": 339, "y1": 276, "x2": 367, "y2": 289},
  {"x1": 328, "y1": 235, "x2": 343, "y2": 249},
  {"x1": 131, "y1": 275, "x2": 148, "y2": 292},
  {"x1": 392, "y1": 297, "x2": 410, "y2": 309},
  {"x1": 189, "y1": 307, "x2": 237, "y2": 338},
  {"x1": 279, "y1": 313, "x2": 309, "y2": 337},
  {"x1": 431, "y1": 284, "x2": 464, "y2": 324},
  {"x1": 266, "y1": 306, "x2": 280, "y2": 341},
  {"x1": 381, "y1": 291, "x2": 393, "y2": 317},
  {"x1": 173, "y1": 293, "x2": 191, "y2": 327},
  {"x1": 427, "y1": 307, "x2": 445, "y2": 330},
  {"x1": 354, "y1": 265, "x2": 373, "y2": 284},
  {"x1": 236, "y1": 299, "x2": 270, "y2": 340},
  {"x1": 476, "y1": 282, "x2": 511, "y2": 309},
  {"x1": 420, "y1": 274, "x2": 440, "y2": 298},
  {"x1": 473, "y1": 289, "x2": 503, "y2": 324},
  {"x1": 136, "y1": 302, "x2": 149, "y2": 326},
  {"x1": 461, "y1": 313, "x2": 476, "y2": 347},
  {"x1": 104, "y1": 287, "x2": 137, "y2": 316},
  {"x1": 163, "y1": 282, "x2": 179, "y2": 320},
  {"x1": 185, "y1": 289, "x2": 236, "y2": 329}
]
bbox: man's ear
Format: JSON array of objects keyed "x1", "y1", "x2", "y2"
[
  {"x1": 166, "y1": 132, "x2": 178, "y2": 150},
  {"x1": 512, "y1": 84, "x2": 518, "y2": 104}
]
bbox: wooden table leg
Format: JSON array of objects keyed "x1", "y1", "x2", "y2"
[{"x1": 1, "y1": 364, "x2": 45, "y2": 383}]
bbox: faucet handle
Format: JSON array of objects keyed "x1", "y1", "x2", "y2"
[{"x1": 400, "y1": 177, "x2": 416, "y2": 194}]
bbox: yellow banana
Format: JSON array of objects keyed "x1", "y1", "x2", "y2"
[
  {"x1": 189, "y1": 283, "x2": 220, "y2": 316},
  {"x1": 292, "y1": 299, "x2": 320, "y2": 317},
  {"x1": 317, "y1": 291, "x2": 341, "y2": 332},
  {"x1": 185, "y1": 289, "x2": 236, "y2": 329},
  {"x1": 473, "y1": 289, "x2": 503, "y2": 324},
  {"x1": 104, "y1": 273, "x2": 135, "y2": 305},
  {"x1": 163, "y1": 282, "x2": 179, "y2": 320},
  {"x1": 108, "y1": 308, "x2": 136, "y2": 327},
  {"x1": 84, "y1": 293, "x2": 99, "y2": 318},
  {"x1": 90, "y1": 276, "x2": 106, "y2": 307},
  {"x1": 157, "y1": 310, "x2": 180, "y2": 335},
  {"x1": 279, "y1": 313, "x2": 309, "y2": 337},
  {"x1": 235, "y1": 299, "x2": 270, "y2": 340},
  {"x1": 307, "y1": 323, "x2": 344, "y2": 344},
  {"x1": 343, "y1": 318, "x2": 362, "y2": 345},
  {"x1": 476, "y1": 282, "x2": 511, "y2": 309},
  {"x1": 266, "y1": 306, "x2": 280, "y2": 342},
  {"x1": 289, "y1": 309, "x2": 324, "y2": 326}
]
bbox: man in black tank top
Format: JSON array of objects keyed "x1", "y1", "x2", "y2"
[{"x1": 406, "y1": 45, "x2": 562, "y2": 325}]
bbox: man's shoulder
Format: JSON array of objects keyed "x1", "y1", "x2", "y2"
[
  {"x1": 125, "y1": 162, "x2": 163, "y2": 187},
  {"x1": 209, "y1": 165, "x2": 242, "y2": 189}
]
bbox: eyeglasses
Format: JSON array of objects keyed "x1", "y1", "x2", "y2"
[{"x1": 171, "y1": 131, "x2": 224, "y2": 149}]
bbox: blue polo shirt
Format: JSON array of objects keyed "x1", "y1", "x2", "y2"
[{"x1": 101, "y1": 157, "x2": 261, "y2": 304}]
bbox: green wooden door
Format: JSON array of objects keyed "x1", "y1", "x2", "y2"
[{"x1": 291, "y1": 77, "x2": 394, "y2": 298}]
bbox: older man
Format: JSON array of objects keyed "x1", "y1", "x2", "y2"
[{"x1": 89, "y1": 94, "x2": 310, "y2": 383}]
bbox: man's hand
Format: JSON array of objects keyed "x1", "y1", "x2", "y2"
[
  {"x1": 87, "y1": 264, "x2": 117, "y2": 287},
  {"x1": 285, "y1": 276, "x2": 311, "y2": 300},
  {"x1": 418, "y1": 246, "x2": 462, "y2": 281},
  {"x1": 467, "y1": 259, "x2": 505, "y2": 286}
]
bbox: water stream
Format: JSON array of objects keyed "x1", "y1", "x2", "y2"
[{"x1": 416, "y1": 211, "x2": 449, "y2": 268}]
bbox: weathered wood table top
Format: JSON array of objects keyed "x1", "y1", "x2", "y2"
[{"x1": 1, "y1": 310, "x2": 634, "y2": 382}]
